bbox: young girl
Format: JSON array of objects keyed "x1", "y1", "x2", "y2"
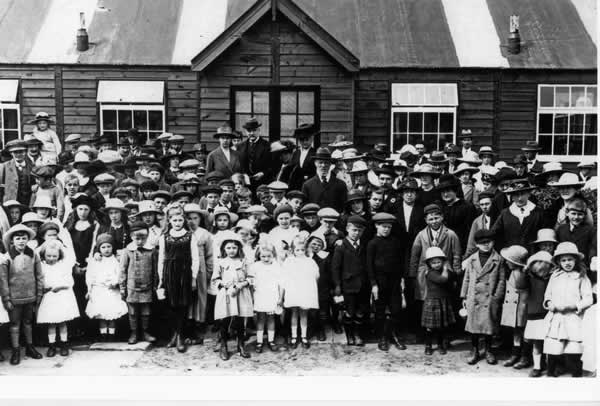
[
  {"x1": 421, "y1": 247, "x2": 455, "y2": 355},
  {"x1": 86, "y1": 233, "x2": 128, "y2": 341},
  {"x1": 62, "y1": 173, "x2": 81, "y2": 224},
  {"x1": 513, "y1": 251, "x2": 554, "y2": 377},
  {"x1": 268, "y1": 204, "x2": 298, "y2": 262},
  {"x1": 282, "y1": 233, "x2": 319, "y2": 349},
  {"x1": 158, "y1": 204, "x2": 200, "y2": 353},
  {"x1": 235, "y1": 219, "x2": 258, "y2": 264},
  {"x1": 30, "y1": 112, "x2": 62, "y2": 162},
  {"x1": 137, "y1": 201, "x2": 163, "y2": 248},
  {"x1": 544, "y1": 242, "x2": 593, "y2": 377},
  {"x1": 36, "y1": 240, "x2": 79, "y2": 357},
  {"x1": 4, "y1": 200, "x2": 27, "y2": 227},
  {"x1": 212, "y1": 231, "x2": 253, "y2": 360},
  {"x1": 249, "y1": 239, "x2": 283, "y2": 353}
]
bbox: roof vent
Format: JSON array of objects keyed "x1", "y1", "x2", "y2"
[
  {"x1": 508, "y1": 15, "x2": 521, "y2": 54},
  {"x1": 77, "y1": 12, "x2": 89, "y2": 52}
]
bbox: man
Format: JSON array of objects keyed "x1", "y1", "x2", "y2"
[
  {"x1": 272, "y1": 141, "x2": 302, "y2": 189},
  {"x1": 24, "y1": 135, "x2": 43, "y2": 166},
  {"x1": 374, "y1": 165, "x2": 398, "y2": 212},
  {"x1": 64, "y1": 134, "x2": 82, "y2": 153},
  {"x1": 521, "y1": 141, "x2": 544, "y2": 175},
  {"x1": 301, "y1": 147, "x2": 347, "y2": 212},
  {"x1": 169, "y1": 134, "x2": 185, "y2": 156},
  {"x1": 117, "y1": 138, "x2": 131, "y2": 161},
  {"x1": 437, "y1": 174, "x2": 477, "y2": 255},
  {"x1": 0, "y1": 140, "x2": 34, "y2": 205},
  {"x1": 459, "y1": 129, "x2": 474, "y2": 157},
  {"x1": 238, "y1": 117, "x2": 275, "y2": 188},
  {"x1": 444, "y1": 144, "x2": 460, "y2": 174},
  {"x1": 127, "y1": 128, "x2": 143, "y2": 157},
  {"x1": 98, "y1": 134, "x2": 115, "y2": 152},
  {"x1": 415, "y1": 143, "x2": 428, "y2": 165},
  {"x1": 205, "y1": 124, "x2": 242, "y2": 178},
  {"x1": 576, "y1": 159, "x2": 595, "y2": 182},
  {"x1": 512, "y1": 154, "x2": 529, "y2": 178},
  {"x1": 156, "y1": 132, "x2": 172, "y2": 157},
  {"x1": 291, "y1": 123, "x2": 317, "y2": 185}
]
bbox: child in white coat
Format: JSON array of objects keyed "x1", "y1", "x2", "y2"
[{"x1": 36, "y1": 240, "x2": 80, "y2": 357}]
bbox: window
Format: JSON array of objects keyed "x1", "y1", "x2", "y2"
[
  {"x1": 232, "y1": 87, "x2": 319, "y2": 142},
  {"x1": 0, "y1": 79, "x2": 21, "y2": 147},
  {"x1": 537, "y1": 84, "x2": 597, "y2": 161},
  {"x1": 390, "y1": 83, "x2": 458, "y2": 152},
  {"x1": 97, "y1": 81, "x2": 165, "y2": 143}
]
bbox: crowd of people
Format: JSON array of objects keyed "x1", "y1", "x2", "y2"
[{"x1": 0, "y1": 112, "x2": 596, "y2": 378}]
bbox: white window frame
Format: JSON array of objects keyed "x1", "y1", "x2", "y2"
[
  {"x1": 0, "y1": 102, "x2": 22, "y2": 147},
  {"x1": 99, "y1": 104, "x2": 166, "y2": 144},
  {"x1": 536, "y1": 84, "x2": 597, "y2": 162}
]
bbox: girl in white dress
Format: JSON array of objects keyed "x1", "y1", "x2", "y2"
[
  {"x1": 282, "y1": 232, "x2": 319, "y2": 349},
  {"x1": 249, "y1": 239, "x2": 283, "y2": 353},
  {"x1": 85, "y1": 233, "x2": 128, "y2": 341},
  {"x1": 268, "y1": 204, "x2": 298, "y2": 262},
  {"x1": 36, "y1": 240, "x2": 80, "y2": 357}
]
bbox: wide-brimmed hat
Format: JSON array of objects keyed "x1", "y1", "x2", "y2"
[
  {"x1": 73, "y1": 151, "x2": 91, "y2": 168},
  {"x1": 103, "y1": 198, "x2": 128, "y2": 212},
  {"x1": 3, "y1": 200, "x2": 28, "y2": 212},
  {"x1": 183, "y1": 203, "x2": 204, "y2": 215},
  {"x1": 425, "y1": 247, "x2": 447, "y2": 261},
  {"x1": 429, "y1": 151, "x2": 448, "y2": 164},
  {"x1": 398, "y1": 177, "x2": 419, "y2": 191},
  {"x1": 169, "y1": 134, "x2": 185, "y2": 144},
  {"x1": 97, "y1": 150, "x2": 122, "y2": 165},
  {"x1": 349, "y1": 160, "x2": 368, "y2": 174},
  {"x1": 21, "y1": 212, "x2": 43, "y2": 225},
  {"x1": 368, "y1": 143, "x2": 389, "y2": 161},
  {"x1": 137, "y1": 200, "x2": 161, "y2": 216},
  {"x1": 521, "y1": 141, "x2": 542, "y2": 152},
  {"x1": 397, "y1": 144, "x2": 418, "y2": 160},
  {"x1": 312, "y1": 147, "x2": 332, "y2": 161},
  {"x1": 457, "y1": 152, "x2": 482, "y2": 166},
  {"x1": 374, "y1": 165, "x2": 396, "y2": 178},
  {"x1": 242, "y1": 117, "x2": 262, "y2": 131},
  {"x1": 478, "y1": 146, "x2": 497, "y2": 156},
  {"x1": 28, "y1": 111, "x2": 55, "y2": 124},
  {"x1": 3, "y1": 224, "x2": 36, "y2": 249},
  {"x1": 547, "y1": 172, "x2": 585, "y2": 188},
  {"x1": 71, "y1": 193, "x2": 96, "y2": 210},
  {"x1": 156, "y1": 132, "x2": 173, "y2": 142},
  {"x1": 526, "y1": 251, "x2": 554, "y2": 268},
  {"x1": 293, "y1": 123, "x2": 319, "y2": 139},
  {"x1": 213, "y1": 206, "x2": 238, "y2": 224},
  {"x1": 329, "y1": 134, "x2": 353, "y2": 149},
  {"x1": 553, "y1": 242, "x2": 584, "y2": 261},
  {"x1": 458, "y1": 129, "x2": 473, "y2": 139},
  {"x1": 535, "y1": 162, "x2": 564, "y2": 181},
  {"x1": 219, "y1": 230, "x2": 243, "y2": 251},
  {"x1": 32, "y1": 196, "x2": 55, "y2": 211},
  {"x1": 24, "y1": 134, "x2": 43, "y2": 146},
  {"x1": 532, "y1": 228, "x2": 558, "y2": 245},
  {"x1": 345, "y1": 189, "x2": 366, "y2": 205},
  {"x1": 64, "y1": 134, "x2": 82, "y2": 144},
  {"x1": 504, "y1": 178, "x2": 537, "y2": 194},
  {"x1": 213, "y1": 124, "x2": 236, "y2": 139},
  {"x1": 577, "y1": 159, "x2": 596, "y2": 169},
  {"x1": 500, "y1": 245, "x2": 528, "y2": 267},
  {"x1": 436, "y1": 174, "x2": 460, "y2": 191},
  {"x1": 411, "y1": 163, "x2": 441, "y2": 178},
  {"x1": 453, "y1": 162, "x2": 480, "y2": 176}
]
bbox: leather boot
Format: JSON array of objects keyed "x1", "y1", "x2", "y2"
[
  {"x1": 10, "y1": 347, "x2": 20, "y2": 365},
  {"x1": 167, "y1": 332, "x2": 178, "y2": 348},
  {"x1": 354, "y1": 320, "x2": 365, "y2": 347},
  {"x1": 59, "y1": 342, "x2": 69, "y2": 357},
  {"x1": 141, "y1": 315, "x2": 156, "y2": 343},
  {"x1": 316, "y1": 318, "x2": 326, "y2": 342},
  {"x1": 513, "y1": 343, "x2": 532, "y2": 369},
  {"x1": 424, "y1": 331, "x2": 433, "y2": 355},
  {"x1": 46, "y1": 343, "x2": 57, "y2": 357},
  {"x1": 504, "y1": 346, "x2": 521, "y2": 367},
  {"x1": 437, "y1": 333, "x2": 447, "y2": 355},
  {"x1": 546, "y1": 355, "x2": 558, "y2": 377},
  {"x1": 484, "y1": 338, "x2": 497, "y2": 365},
  {"x1": 467, "y1": 339, "x2": 480, "y2": 365},
  {"x1": 391, "y1": 330, "x2": 407, "y2": 350},
  {"x1": 219, "y1": 337, "x2": 230, "y2": 361},
  {"x1": 377, "y1": 319, "x2": 389, "y2": 352},
  {"x1": 25, "y1": 344, "x2": 42, "y2": 359},
  {"x1": 569, "y1": 354, "x2": 583, "y2": 377},
  {"x1": 343, "y1": 320, "x2": 355, "y2": 346},
  {"x1": 128, "y1": 315, "x2": 138, "y2": 345},
  {"x1": 237, "y1": 333, "x2": 250, "y2": 358},
  {"x1": 176, "y1": 332, "x2": 187, "y2": 353}
]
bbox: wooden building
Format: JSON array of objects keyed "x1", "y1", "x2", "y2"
[{"x1": 0, "y1": 0, "x2": 596, "y2": 163}]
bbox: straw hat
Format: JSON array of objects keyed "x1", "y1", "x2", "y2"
[
  {"x1": 453, "y1": 162, "x2": 480, "y2": 176},
  {"x1": 553, "y1": 242, "x2": 584, "y2": 260},
  {"x1": 137, "y1": 200, "x2": 161, "y2": 216},
  {"x1": 3, "y1": 224, "x2": 36, "y2": 249},
  {"x1": 329, "y1": 134, "x2": 353, "y2": 149},
  {"x1": 425, "y1": 247, "x2": 447, "y2": 261},
  {"x1": 213, "y1": 206, "x2": 238, "y2": 224},
  {"x1": 103, "y1": 198, "x2": 128, "y2": 212},
  {"x1": 547, "y1": 172, "x2": 585, "y2": 188},
  {"x1": 219, "y1": 230, "x2": 243, "y2": 251},
  {"x1": 411, "y1": 163, "x2": 441, "y2": 178},
  {"x1": 348, "y1": 160, "x2": 368, "y2": 174},
  {"x1": 32, "y1": 196, "x2": 55, "y2": 211},
  {"x1": 21, "y1": 212, "x2": 43, "y2": 225},
  {"x1": 183, "y1": 203, "x2": 203, "y2": 215},
  {"x1": 500, "y1": 245, "x2": 529, "y2": 267},
  {"x1": 532, "y1": 228, "x2": 558, "y2": 245},
  {"x1": 28, "y1": 111, "x2": 55, "y2": 124},
  {"x1": 526, "y1": 251, "x2": 554, "y2": 268}
]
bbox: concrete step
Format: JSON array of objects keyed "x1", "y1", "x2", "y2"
[{"x1": 88, "y1": 341, "x2": 151, "y2": 351}]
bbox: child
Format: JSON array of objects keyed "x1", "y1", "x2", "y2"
[
  {"x1": 31, "y1": 112, "x2": 61, "y2": 162},
  {"x1": 286, "y1": 190, "x2": 305, "y2": 214},
  {"x1": 268, "y1": 204, "x2": 299, "y2": 262},
  {"x1": 532, "y1": 228, "x2": 558, "y2": 254},
  {"x1": 307, "y1": 232, "x2": 331, "y2": 341},
  {"x1": 86, "y1": 233, "x2": 128, "y2": 342},
  {"x1": 120, "y1": 222, "x2": 159, "y2": 345},
  {"x1": 268, "y1": 181, "x2": 289, "y2": 207},
  {"x1": 282, "y1": 233, "x2": 319, "y2": 349},
  {"x1": 421, "y1": 246, "x2": 455, "y2": 355},
  {"x1": 316, "y1": 208, "x2": 344, "y2": 255},
  {"x1": 37, "y1": 240, "x2": 79, "y2": 356},
  {"x1": 544, "y1": 242, "x2": 593, "y2": 377},
  {"x1": 235, "y1": 219, "x2": 258, "y2": 264},
  {"x1": 30, "y1": 166, "x2": 65, "y2": 221},
  {"x1": 556, "y1": 198, "x2": 596, "y2": 264},
  {"x1": 62, "y1": 173, "x2": 81, "y2": 223},
  {"x1": 158, "y1": 205, "x2": 200, "y2": 353},
  {"x1": 249, "y1": 239, "x2": 283, "y2": 352},
  {"x1": 464, "y1": 191, "x2": 495, "y2": 259},
  {"x1": 99, "y1": 198, "x2": 131, "y2": 256},
  {"x1": 4, "y1": 200, "x2": 27, "y2": 227},
  {"x1": 212, "y1": 231, "x2": 253, "y2": 360},
  {"x1": 461, "y1": 229, "x2": 506, "y2": 365},
  {"x1": 367, "y1": 212, "x2": 406, "y2": 352},
  {"x1": 331, "y1": 215, "x2": 369, "y2": 346},
  {"x1": 137, "y1": 201, "x2": 162, "y2": 248},
  {"x1": 218, "y1": 179, "x2": 238, "y2": 212},
  {"x1": 500, "y1": 245, "x2": 531, "y2": 369},
  {"x1": 235, "y1": 187, "x2": 252, "y2": 208},
  {"x1": 513, "y1": 251, "x2": 554, "y2": 377},
  {"x1": 0, "y1": 224, "x2": 44, "y2": 365},
  {"x1": 299, "y1": 203, "x2": 321, "y2": 233}
]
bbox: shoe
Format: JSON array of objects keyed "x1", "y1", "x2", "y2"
[
  {"x1": 529, "y1": 369, "x2": 542, "y2": 378},
  {"x1": 513, "y1": 355, "x2": 533, "y2": 370},
  {"x1": 485, "y1": 351, "x2": 497, "y2": 365},
  {"x1": 128, "y1": 332, "x2": 138, "y2": 345},
  {"x1": 10, "y1": 348, "x2": 20, "y2": 365},
  {"x1": 504, "y1": 347, "x2": 521, "y2": 367},
  {"x1": 0, "y1": 351, "x2": 5, "y2": 362},
  {"x1": 142, "y1": 331, "x2": 157, "y2": 343},
  {"x1": 378, "y1": 337, "x2": 389, "y2": 352},
  {"x1": 237, "y1": 337, "x2": 250, "y2": 358},
  {"x1": 301, "y1": 338, "x2": 310, "y2": 349},
  {"x1": 467, "y1": 349, "x2": 480, "y2": 365},
  {"x1": 256, "y1": 343, "x2": 263, "y2": 353},
  {"x1": 317, "y1": 328, "x2": 326, "y2": 342},
  {"x1": 290, "y1": 337, "x2": 299, "y2": 349},
  {"x1": 438, "y1": 337, "x2": 447, "y2": 355},
  {"x1": 267, "y1": 341, "x2": 279, "y2": 352},
  {"x1": 219, "y1": 339, "x2": 229, "y2": 361},
  {"x1": 46, "y1": 344, "x2": 57, "y2": 358},
  {"x1": 176, "y1": 334, "x2": 187, "y2": 353},
  {"x1": 391, "y1": 331, "x2": 407, "y2": 350},
  {"x1": 25, "y1": 345, "x2": 43, "y2": 359},
  {"x1": 167, "y1": 332, "x2": 178, "y2": 348},
  {"x1": 424, "y1": 345, "x2": 433, "y2": 355},
  {"x1": 59, "y1": 343, "x2": 69, "y2": 357}
]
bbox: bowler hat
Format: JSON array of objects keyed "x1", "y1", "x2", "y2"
[
  {"x1": 436, "y1": 174, "x2": 460, "y2": 191},
  {"x1": 521, "y1": 141, "x2": 542, "y2": 152},
  {"x1": 242, "y1": 117, "x2": 262, "y2": 131},
  {"x1": 312, "y1": 147, "x2": 332, "y2": 161},
  {"x1": 293, "y1": 123, "x2": 319, "y2": 139}
]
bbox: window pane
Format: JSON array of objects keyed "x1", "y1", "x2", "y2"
[
  {"x1": 397, "y1": 85, "x2": 410, "y2": 105},
  {"x1": 584, "y1": 136, "x2": 597, "y2": 155},
  {"x1": 103, "y1": 110, "x2": 117, "y2": 130},
  {"x1": 554, "y1": 114, "x2": 568, "y2": 133},
  {"x1": 253, "y1": 92, "x2": 269, "y2": 114},
  {"x1": 440, "y1": 85, "x2": 457, "y2": 106},
  {"x1": 104, "y1": 131, "x2": 117, "y2": 139},
  {"x1": 393, "y1": 133, "x2": 408, "y2": 148},
  {"x1": 280, "y1": 114, "x2": 296, "y2": 138},
  {"x1": 148, "y1": 110, "x2": 163, "y2": 131},
  {"x1": 571, "y1": 86, "x2": 586, "y2": 107},
  {"x1": 539, "y1": 86, "x2": 554, "y2": 107},
  {"x1": 425, "y1": 86, "x2": 440, "y2": 105},
  {"x1": 2, "y1": 109, "x2": 18, "y2": 129},
  {"x1": 422, "y1": 134, "x2": 438, "y2": 152},
  {"x1": 393, "y1": 112, "x2": 408, "y2": 133},
  {"x1": 554, "y1": 135, "x2": 567, "y2": 155},
  {"x1": 133, "y1": 110, "x2": 148, "y2": 130},
  {"x1": 298, "y1": 92, "x2": 314, "y2": 114},
  {"x1": 587, "y1": 86, "x2": 597, "y2": 107},
  {"x1": 538, "y1": 114, "x2": 553, "y2": 133},
  {"x1": 256, "y1": 114, "x2": 269, "y2": 136},
  {"x1": 539, "y1": 135, "x2": 553, "y2": 154},
  {"x1": 409, "y1": 85, "x2": 425, "y2": 105},
  {"x1": 569, "y1": 114, "x2": 584, "y2": 134},
  {"x1": 439, "y1": 133, "x2": 454, "y2": 149},
  {"x1": 408, "y1": 133, "x2": 422, "y2": 145},
  {"x1": 236, "y1": 91, "x2": 251, "y2": 113},
  {"x1": 118, "y1": 110, "x2": 132, "y2": 130},
  {"x1": 423, "y1": 112, "x2": 438, "y2": 133},
  {"x1": 281, "y1": 91, "x2": 297, "y2": 114},
  {"x1": 408, "y1": 112, "x2": 423, "y2": 133},
  {"x1": 235, "y1": 114, "x2": 252, "y2": 131},
  {"x1": 570, "y1": 135, "x2": 583, "y2": 155},
  {"x1": 4, "y1": 130, "x2": 18, "y2": 144},
  {"x1": 584, "y1": 114, "x2": 597, "y2": 134},
  {"x1": 439, "y1": 113, "x2": 453, "y2": 133},
  {"x1": 298, "y1": 114, "x2": 313, "y2": 126},
  {"x1": 555, "y1": 86, "x2": 570, "y2": 107}
]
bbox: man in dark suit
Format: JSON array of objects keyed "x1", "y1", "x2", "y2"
[
  {"x1": 291, "y1": 123, "x2": 317, "y2": 185},
  {"x1": 237, "y1": 117, "x2": 275, "y2": 189},
  {"x1": 301, "y1": 147, "x2": 347, "y2": 213},
  {"x1": 0, "y1": 140, "x2": 34, "y2": 205},
  {"x1": 521, "y1": 141, "x2": 544, "y2": 175},
  {"x1": 206, "y1": 124, "x2": 242, "y2": 179},
  {"x1": 272, "y1": 140, "x2": 303, "y2": 190}
]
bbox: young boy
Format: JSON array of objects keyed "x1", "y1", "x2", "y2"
[
  {"x1": 0, "y1": 224, "x2": 44, "y2": 365},
  {"x1": 299, "y1": 203, "x2": 321, "y2": 233},
  {"x1": 119, "y1": 221, "x2": 159, "y2": 345},
  {"x1": 218, "y1": 179, "x2": 238, "y2": 212},
  {"x1": 316, "y1": 208, "x2": 344, "y2": 255},
  {"x1": 556, "y1": 198, "x2": 597, "y2": 265},
  {"x1": 368, "y1": 189, "x2": 384, "y2": 214},
  {"x1": 286, "y1": 190, "x2": 306, "y2": 214},
  {"x1": 268, "y1": 181, "x2": 289, "y2": 207},
  {"x1": 331, "y1": 215, "x2": 369, "y2": 346},
  {"x1": 464, "y1": 191, "x2": 494, "y2": 259},
  {"x1": 461, "y1": 229, "x2": 506, "y2": 365},
  {"x1": 367, "y1": 212, "x2": 406, "y2": 351},
  {"x1": 235, "y1": 187, "x2": 252, "y2": 208}
]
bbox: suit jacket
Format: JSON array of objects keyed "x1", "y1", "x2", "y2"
[
  {"x1": 238, "y1": 137, "x2": 274, "y2": 183},
  {"x1": 490, "y1": 206, "x2": 545, "y2": 251},
  {"x1": 392, "y1": 202, "x2": 425, "y2": 270},
  {"x1": 0, "y1": 159, "x2": 33, "y2": 204},
  {"x1": 206, "y1": 147, "x2": 242, "y2": 179},
  {"x1": 291, "y1": 147, "x2": 316, "y2": 185},
  {"x1": 301, "y1": 175, "x2": 348, "y2": 213},
  {"x1": 331, "y1": 238, "x2": 367, "y2": 294},
  {"x1": 277, "y1": 163, "x2": 303, "y2": 191}
]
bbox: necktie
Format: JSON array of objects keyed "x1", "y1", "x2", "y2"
[{"x1": 321, "y1": 176, "x2": 327, "y2": 184}]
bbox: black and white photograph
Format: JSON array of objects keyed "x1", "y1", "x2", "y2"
[{"x1": 0, "y1": 0, "x2": 598, "y2": 401}]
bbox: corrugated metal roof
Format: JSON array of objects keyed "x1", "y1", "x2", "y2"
[{"x1": 0, "y1": 0, "x2": 595, "y2": 68}]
